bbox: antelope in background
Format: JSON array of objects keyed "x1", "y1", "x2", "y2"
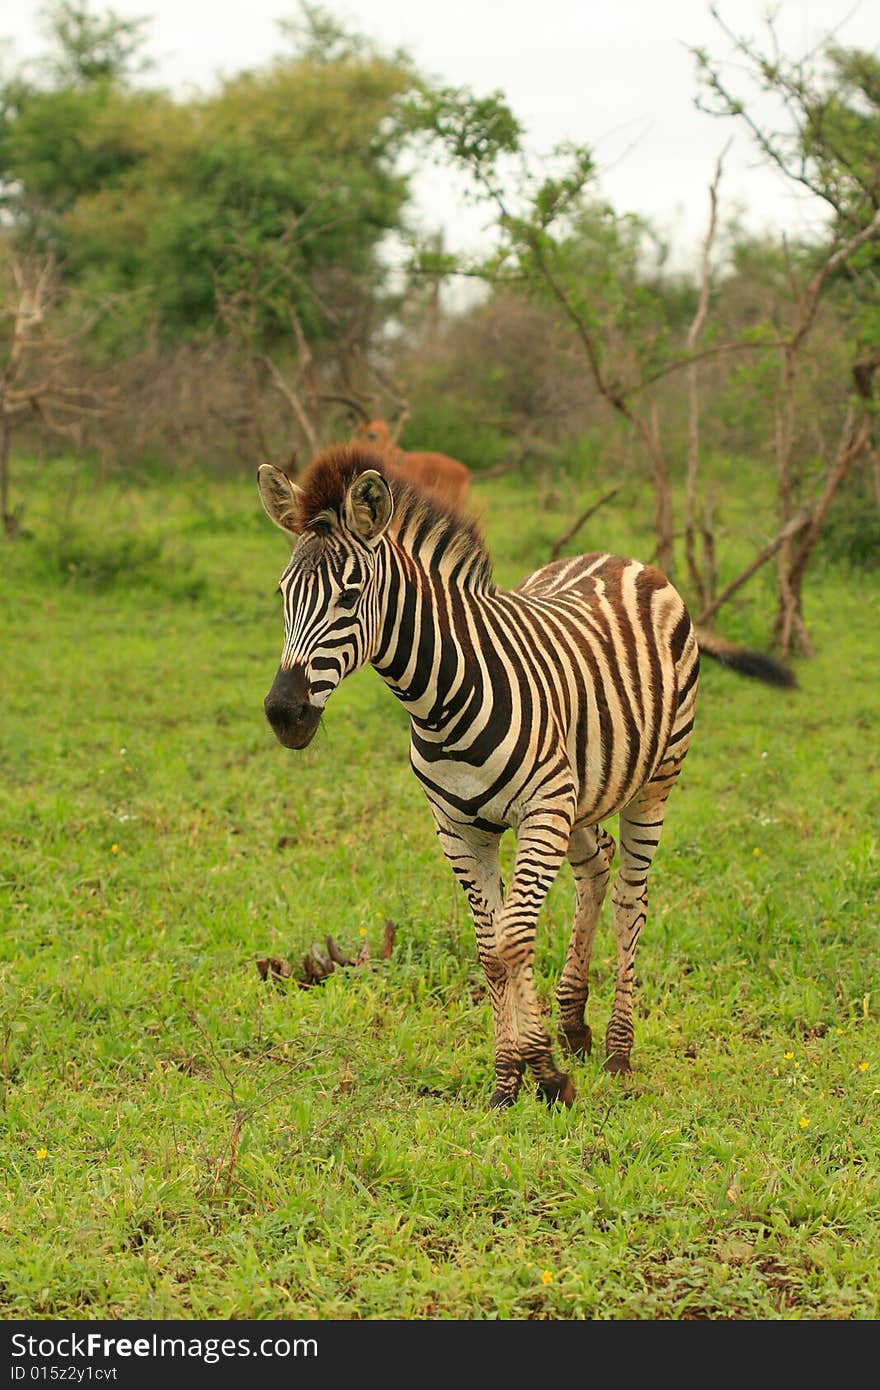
[
  {"x1": 260, "y1": 354, "x2": 473, "y2": 511},
  {"x1": 350, "y1": 406, "x2": 472, "y2": 513}
]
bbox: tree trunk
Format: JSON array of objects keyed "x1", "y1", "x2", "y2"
[
  {"x1": 685, "y1": 149, "x2": 725, "y2": 608},
  {"x1": 649, "y1": 401, "x2": 674, "y2": 577},
  {"x1": 772, "y1": 357, "x2": 878, "y2": 653},
  {"x1": 0, "y1": 411, "x2": 13, "y2": 536},
  {"x1": 700, "y1": 489, "x2": 718, "y2": 607}
]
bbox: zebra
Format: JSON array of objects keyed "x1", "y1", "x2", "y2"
[{"x1": 257, "y1": 444, "x2": 793, "y2": 1109}]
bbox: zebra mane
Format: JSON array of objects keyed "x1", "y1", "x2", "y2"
[{"x1": 294, "y1": 444, "x2": 495, "y2": 591}]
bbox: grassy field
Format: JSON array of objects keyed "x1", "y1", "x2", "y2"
[{"x1": 1, "y1": 452, "x2": 878, "y2": 1320}]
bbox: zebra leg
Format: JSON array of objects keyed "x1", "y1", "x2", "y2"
[
  {"x1": 493, "y1": 814, "x2": 576, "y2": 1108},
  {"x1": 604, "y1": 675, "x2": 695, "y2": 1073},
  {"x1": 556, "y1": 823, "x2": 616, "y2": 1058},
  {"x1": 604, "y1": 795, "x2": 670, "y2": 1074},
  {"x1": 431, "y1": 821, "x2": 521, "y2": 1106}
]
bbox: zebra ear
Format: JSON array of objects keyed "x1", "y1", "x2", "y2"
[
  {"x1": 258, "y1": 464, "x2": 304, "y2": 535},
  {"x1": 344, "y1": 468, "x2": 393, "y2": 542}
]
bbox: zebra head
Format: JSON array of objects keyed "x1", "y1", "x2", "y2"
[{"x1": 257, "y1": 462, "x2": 394, "y2": 749}]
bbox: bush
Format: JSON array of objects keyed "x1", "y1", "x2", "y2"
[
  {"x1": 31, "y1": 527, "x2": 206, "y2": 597},
  {"x1": 817, "y1": 474, "x2": 880, "y2": 570}
]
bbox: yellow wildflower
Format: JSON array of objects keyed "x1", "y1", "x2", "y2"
[
  {"x1": 798, "y1": 1117, "x2": 809, "y2": 1129},
  {"x1": 36, "y1": 1147, "x2": 47, "y2": 1160},
  {"x1": 784, "y1": 1051, "x2": 794, "y2": 1060},
  {"x1": 541, "y1": 1270, "x2": 553, "y2": 1285},
  {"x1": 111, "y1": 844, "x2": 120, "y2": 854},
  {"x1": 858, "y1": 1062, "x2": 869, "y2": 1072}
]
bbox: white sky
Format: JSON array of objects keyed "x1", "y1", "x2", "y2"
[{"x1": 2, "y1": 0, "x2": 877, "y2": 276}]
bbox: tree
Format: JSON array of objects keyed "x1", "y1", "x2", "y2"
[
  {"x1": 405, "y1": 86, "x2": 741, "y2": 578},
  {"x1": 38, "y1": 0, "x2": 151, "y2": 86},
  {"x1": 1, "y1": 3, "x2": 417, "y2": 350},
  {"x1": 693, "y1": 10, "x2": 880, "y2": 656},
  {"x1": 406, "y1": 15, "x2": 880, "y2": 661},
  {"x1": 0, "y1": 2, "x2": 155, "y2": 253},
  {"x1": 0, "y1": 243, "x2": 108, "y2": 534},
  {"x1": 0, "y1": 3, "x2": 427, "y2": 467}
]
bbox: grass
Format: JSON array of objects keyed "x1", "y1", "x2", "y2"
[{"x1": 0, "y1": 452, "x2": 877, "y2": 1320}]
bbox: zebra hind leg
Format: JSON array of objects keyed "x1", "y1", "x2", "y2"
[
  {"x1": 556, "y1": 823, "x2": 615, "y2": 1059},
  {"x1": 604, "y1": 795, "x2": 671, "y2": 1074},
  {"x1": 604, "y1": 652, "x2": 696, "y2": 1075}
]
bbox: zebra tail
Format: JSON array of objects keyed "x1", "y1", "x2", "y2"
[{"x1": 694, "y1": 626, "x2": 797, "y2": 689}]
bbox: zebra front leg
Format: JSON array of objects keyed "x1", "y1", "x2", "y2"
[
  {"x1": 556, "y1": 823, "x2": 615, "y2": 1058},
  {"x1": 432, "y1": 820, "x2": 523, "y2": 1107},
  {"x1": 605, "y1": 797, "x2": 669, "y2": 1074},
  {"x1": 494, "y1": 812, "x2": 576, "y2": 1108}
]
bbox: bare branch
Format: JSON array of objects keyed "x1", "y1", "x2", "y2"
[
  {"x1": 632, "y1": 335, "x2": 787, "y2": 395},
  {"x1": 785, "y1": 354, "x2": 879, "y2": 594},
  {"x1": 789, "y1": 206, "x2": 880, "y2": 358},
  {"x1": 549, "y1": 486, "x2": 622, "y2": 562},
  {"x1": 259, "y1": 353, "x2": 318, "y2": 453},
  {"x1": 696, "y1": 509, "x2": 812, "y2": 626},
  {"x1": 685, "y1": 145, "x2": 728, "y2": 605},
  {"x1": 315, "y1": 390, "x2": 372, "y2": 422}
]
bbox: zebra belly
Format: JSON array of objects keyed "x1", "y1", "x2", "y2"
[{"x1": 409, "y1": 742, "x2": 576, "y2": 833}]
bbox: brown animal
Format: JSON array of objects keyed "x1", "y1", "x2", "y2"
[{"x1": 353, "y1": 419, "x2": 471, "y2": 512}]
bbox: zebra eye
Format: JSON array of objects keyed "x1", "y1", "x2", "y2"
[{"x1": 337, "y1": 587, "x2": 360, "y2": 610}]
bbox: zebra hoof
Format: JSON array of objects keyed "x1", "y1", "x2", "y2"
[
  {"x1": 538, "y1": 1073, "x2": 576, "y2": 1107},
  {"x1": 489, "y1": 1087, "x2": 517, "y2": 1109},
  {"x1": 559, "y1": 1023, "x2": 592, "y2": 1058},
  {"x1": 603, "y1": 1051, "x2": 632, "y2": 1076}
]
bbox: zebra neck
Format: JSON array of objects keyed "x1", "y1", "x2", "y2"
[{"x1": 371, "y1": 539, "x2": 492, "y2": 727}]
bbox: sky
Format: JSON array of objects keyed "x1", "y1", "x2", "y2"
[{"x1": 2, "y1": 0, "x2": 877, "y2": 277}]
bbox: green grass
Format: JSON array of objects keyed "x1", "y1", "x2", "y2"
[{"x1": 0, "y1": 453, "x2": 878, "y2": 1320}]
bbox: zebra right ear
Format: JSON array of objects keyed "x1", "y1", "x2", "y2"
[
  {"x1": 344, "y1": 468, "x2": 393, "y2": 542},
  {"x1": 258, "y1": 464, "x2": 305, "y2": 535}
]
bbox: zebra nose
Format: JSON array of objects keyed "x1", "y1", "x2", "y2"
[
  {"x1": 264, "y1": 665, "x2": 305, "y2": 723},
  {"x1": 264, "y1": 667, "x2": 322, "y2": 750}
]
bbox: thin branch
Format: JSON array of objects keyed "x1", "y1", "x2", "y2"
[
  {"x1": 632, "y1": 334, "x2": 787, "y2": 395},
  {"x1": 685, "y1": 145, "x2": 727, "y2": 603},
  {"x1": 549, "y1": 486, "x2": 622, "y2": 561},
  {"x1": 696, "y1": 509, "x2": 812, "y2": 626},
  {"x1": 789, "y1": 205, "x2": 880, "y2": 359},
  {"x1": 259, "y1": 353, "x2": 318, "y2": 453},
  {"x1": 786, "y1": 353, "x2": 879, "y2": 592},
  {"x1": 315, "y1": 390, "x2": 372, "y2": 421}
]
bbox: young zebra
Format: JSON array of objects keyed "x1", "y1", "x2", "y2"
[{"x1": 257, "y1": 445, "x2": 783, "y2": 1108}]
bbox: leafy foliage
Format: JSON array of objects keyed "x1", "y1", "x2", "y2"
[{"x1": 1, "y1": 3, "x2": 417, "y2": 345}]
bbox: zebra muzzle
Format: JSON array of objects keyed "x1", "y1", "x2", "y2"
[{"x1": 264, "y1": 666, "x2": 322, "y2": 750}]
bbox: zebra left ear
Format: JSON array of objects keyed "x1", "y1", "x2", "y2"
[{"x1": 344, "y1": 469, "x2": 393, "y2": 542}]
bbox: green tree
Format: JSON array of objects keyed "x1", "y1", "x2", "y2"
[
  {"x1": 38, "y1": 0, "x2": 151, "y2": 86},
  {"x1": 0, "y1": 3, "x2": 157, "y2": 252},
  {"x1": 1, "y1": 3, "x2": 417, "y2": 348},
  {"x1": 407, "y1": 36, "x2": 880, "y2": 661},
  {"x1": 405, "y1": 86, "x2": 709, "y2": 574},
  {"x1": 693, "y1": 11, "x2": 880, "y2": 655}
]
